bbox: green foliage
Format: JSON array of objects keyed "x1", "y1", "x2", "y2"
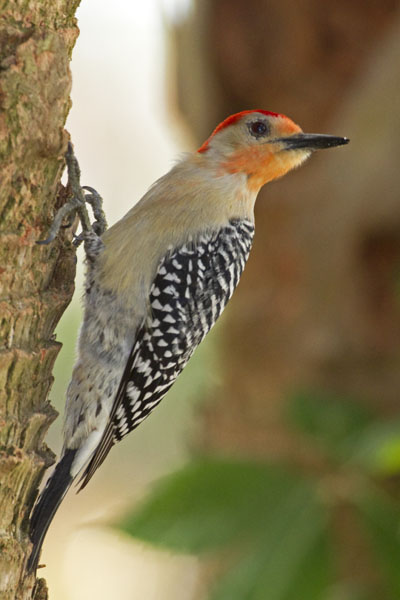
[
  {"x1": 286, "y1": 390, "x2": 374, "y2": 459},
  {"x1": 118, "y1": 459, "x2": 322, "y2": 555},
  {"x1": 113, "y1": 390, "x2": 400, "y2": 600},
  {"x1": 357, "y1": 489, "x2": 400, "y2": 597},
  {"x1": 117, "y1": 458, "x2": 332, "y2": 599},
  {"x1": 210, "y1": 491, "x2": 330, "y2": 600},
  {"x1": 288, "y1": 390, "x2": 400, "y2": 475},
  {"x1": 347, "y1": 421, "x2": 400, "y2": 475}
]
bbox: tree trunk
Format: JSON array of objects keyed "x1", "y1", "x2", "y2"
[{"x1": 0, "y1": 2, "x2": 80, "y2": 598}]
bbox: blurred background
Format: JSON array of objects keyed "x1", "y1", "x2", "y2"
[{"x1": 43, "y1": 0, "x2": 400, "y2": 598}]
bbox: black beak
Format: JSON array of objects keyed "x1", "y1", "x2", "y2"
[{"x1": 277, "y1": 133, "x2": 349, "y2": 151}]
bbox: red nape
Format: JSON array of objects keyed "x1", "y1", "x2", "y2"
[{"x1": 197, "y1": 109, "x2": 284, "y2": 153}]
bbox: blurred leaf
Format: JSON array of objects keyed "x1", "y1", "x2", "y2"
[
  {"x1": 287, "y1": 390, "x2": 400, "y2": 476},
  {"x1": 324, "y1": 583, "x2": 377, "y2": 600},
  {"x1": 346, "y1": 421, "x2": 400, "y2": 475},
  {"x1": 287, "y1": 390, "x2": 375, "y2": 459},
  {"x1": 357, "y1": 489, "x2": 400, "y2": 598},
  {"x1": 210, "y1": 483, "x2": 331, "y2": 600},
  {"x1": 116, "y1": 458, "x2": 311, "y2": 554}
]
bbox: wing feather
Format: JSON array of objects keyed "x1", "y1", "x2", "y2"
[{"x1": 78, "y1": 219, "x2": 254, "y2": 489}]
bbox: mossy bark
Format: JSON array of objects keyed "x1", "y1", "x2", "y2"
[{"x1": 0, "y1": 1, "x2": 80, "y2": 598}]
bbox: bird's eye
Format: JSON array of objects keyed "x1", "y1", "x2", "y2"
[{"x1": 249, "y1": 120, "x2": 269, "y2": 138}]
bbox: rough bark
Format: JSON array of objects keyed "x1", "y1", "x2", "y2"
[
  {"x1": 0, "y1": 1, "x2": 80, "y2": 598},
  {"x1": 175, "y1": 1, "x2": 400, "y2": 596}
]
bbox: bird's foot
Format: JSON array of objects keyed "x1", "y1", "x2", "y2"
[{"x1": 36, "y1": 143, "x2": 107, "y2": 257}]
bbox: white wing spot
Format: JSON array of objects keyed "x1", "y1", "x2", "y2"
[
  {"x1": 164, "y1": 285, "x2": 178, "y2": 296},
  {"x1": 167, "y1": 326, "x2": 180, "y2": 334},
  {"x1": 172, "y1": 259, "x2": 182, "y2": 269},
  {"x1": 163, "y1": 314, "x2": 176, "y2": 324},
  {"x1": 144, "y1": 375, "x2": 154, "y2": 387},
  {"x1": 152, "y1": 299, "x2": 164, "y2": 310},
  {"x1": 165, "y1": 272, "x2": 181, "y2": 283},
  {"x1": 127, "y1": 385, "x2": 140, "y2": 402}
]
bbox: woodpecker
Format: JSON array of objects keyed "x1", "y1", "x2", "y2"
[{"x1": 28, "y1": 109, "x2": 348, "y2": 572}]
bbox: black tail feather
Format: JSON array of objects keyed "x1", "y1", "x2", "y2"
[{"x1": 27, "y1": 449, "x2": 76, "y2": 573}]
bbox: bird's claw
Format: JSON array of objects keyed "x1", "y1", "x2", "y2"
[
  {"x1": 36, "y1": 142, "x2": 107, "y2": 247},
  {"x1": 82, "y1": 186, "x2": 107, "y2": 237},
  {"x1": 72, "y1": 232, "x2": 85, "y2": 248}
]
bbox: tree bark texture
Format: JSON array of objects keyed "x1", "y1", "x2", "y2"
[
  {"x1": 0, "y1": 1, "x2": 80, "y2": 598},
  {"x1": 174, "y1": 1, "x2": 400, "y2": 596}
]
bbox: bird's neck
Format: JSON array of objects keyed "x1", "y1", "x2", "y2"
[{"x1": 188, "y1": 152, "x2": 258, "y2": 221}]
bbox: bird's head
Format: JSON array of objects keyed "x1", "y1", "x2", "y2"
[{"x1": 198, "y1": 110, "x2": 349, "y2": 191}]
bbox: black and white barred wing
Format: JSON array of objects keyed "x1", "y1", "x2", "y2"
[{"x1": 79, "y1": 219, "x2": 254, "y2": 488}]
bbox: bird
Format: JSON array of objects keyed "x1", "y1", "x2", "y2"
[{"x1": 27, "y1": 109, "x2": 348, "y2": 572}]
